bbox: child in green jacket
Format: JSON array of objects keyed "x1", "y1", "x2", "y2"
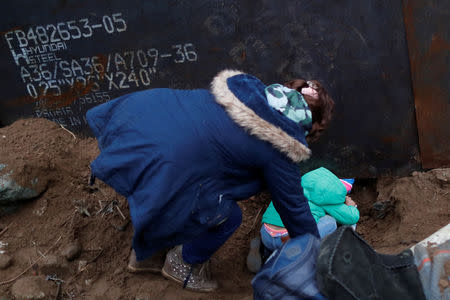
[{"x1": 247, "y1": 167, "x2": 359, "y2": 272}]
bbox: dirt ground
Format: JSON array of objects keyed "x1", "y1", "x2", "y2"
[{"x1": 0, "y1": 118, "x2": 449, "y2": 299}]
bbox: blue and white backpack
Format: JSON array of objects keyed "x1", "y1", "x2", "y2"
[{"x1": 252, "y1": 233, "x2": 326, "y2": 300}]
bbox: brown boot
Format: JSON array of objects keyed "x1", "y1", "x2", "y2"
[
  {"x1": 161, "y1": 245, "x2": 218, "y2": 292},
  {"x1": 127, "y1": 249, "x2": 165, "y2": 274}
]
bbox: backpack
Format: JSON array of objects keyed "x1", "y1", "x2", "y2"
[{"x1": 252, "y1": 233, "x2": 326, "y2": 300}]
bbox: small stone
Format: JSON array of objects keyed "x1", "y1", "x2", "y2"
[
  {"x1": 0, "y1": 254, "x2": 12, "y2": 269},
  {"x1": 61, "y1": 240, "x2": 82, "y2": 261},
  {"x1": 38, "y1": 254, "x2": 70, "y2": 276},
  {"x1": 85, "y1": 278, "x2": 93, "y2": 286},
  {"x1": 113, "y1": 267, "x2": 122, "y2": 276},
  {"x1": 78, "y1": 260, "x2": 88, "y2": 271},
  {"x1": 11, "y1": 276, "x2": 53, "y2": 300},
  {"x1": 135, "y1": 295, "x2": 150, "y2": 300}
]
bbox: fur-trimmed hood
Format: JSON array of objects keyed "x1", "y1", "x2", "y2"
[{"x1": 210, "y1": 69, "x2": 311, "y2": 163}]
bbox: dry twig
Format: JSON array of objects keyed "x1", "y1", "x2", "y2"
[
  {"x1": 247, "y1": 207, "x2": 263, "y2": 234},
  {"x1": 115, "y1": 205, "x2": 126, "y2": 220},
  {"x1": 78, "y1": 249, "x2": 103, "y2": 273},
  {"x1": 88, "y1": 249, "x2": 103, "y2": 263},
  {"x1": 59, "y1": 124, "x2": 76, "y2": 140},
  {"x1": 55, "y1": 282, "x2": 62, "y2": 300},
  {"x1": 0, "y1": 222, "x2": 12, "y2": 237},
  {"x1": 32, "y1": 240, "x2": 47, "y2": 259}
]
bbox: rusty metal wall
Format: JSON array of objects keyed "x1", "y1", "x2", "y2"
[
  {"x1": 0, "y1": 0, "x2": 422, "y2": 177},
  {"x1": 403, "y1": 0, "x2": 450, "y2": 169}
]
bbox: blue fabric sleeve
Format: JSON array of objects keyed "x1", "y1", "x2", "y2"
[{"x1": 263, "y1": 155, "x2": 319, "y2": 238}]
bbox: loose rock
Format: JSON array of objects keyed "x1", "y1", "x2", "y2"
[
  {"x1": 61, "y1": 240, "x2": 82, "y2": 261},
  {"x1": 372, "y1": 200, "x2": 393, "y2": 219},
  {"x1": 0, "y1": 254, "x2": 12, "y2": 269},
  {"x1": 0, "y1": 168, "x2": 40, "y2": 204},
  {"x1": 11, "y1": 276, "x2": 54, "y2": 300},
  {"x1": 78, "y1": 260, "x2": 88, "y2": 272},
  {"x1": 38, "y1": 255, "x2": 70, "y2": 276}
]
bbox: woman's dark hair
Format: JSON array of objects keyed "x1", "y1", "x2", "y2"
[{"x1": 283, "y1": 79, "x2": 334, "y2": 143}]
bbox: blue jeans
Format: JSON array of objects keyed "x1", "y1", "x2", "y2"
[
  {"x1": 261, "y1": 215, "x2": 337, "y2": 253},
  {"x1": 182, "y1": 201, "x2": 242, "y2": 264}
]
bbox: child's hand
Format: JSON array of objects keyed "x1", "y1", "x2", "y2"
[{"x1": 345, "y1": 196, "x2": 356, "y2": 207}]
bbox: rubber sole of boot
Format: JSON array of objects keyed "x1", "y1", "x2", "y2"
[
  {"x1": 127, "y1": 248, "x2": 165, "y2": 274},
  {"x1": 127, "y1": 264, "x2": 161, "y2": 274},
  {"x1": 161, "y1": 267, "x2": 218, "y2": 293},
  {"x1": 246, "y1": 236, "x2": 262, "y2": 273}
]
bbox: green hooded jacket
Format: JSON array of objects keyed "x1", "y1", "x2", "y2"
[{"x1": 262, "y1": 167, "x2": 360, "y2": 226}]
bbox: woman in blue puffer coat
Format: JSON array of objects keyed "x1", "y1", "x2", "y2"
[{"x1": 86, "y1": 69, "x2": 334, "y2": 292}]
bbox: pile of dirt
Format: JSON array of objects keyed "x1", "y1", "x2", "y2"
[
  {"x1": 355, "y1": 169, "x2": 450, "y2": 254},
  {"x1": 0, "y1": 118, "x2": 448, "y2": 299}
]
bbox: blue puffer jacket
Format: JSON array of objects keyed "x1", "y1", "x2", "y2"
[{"x1": 86, "y1": 69, "x2": 318, "y2": 260}]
